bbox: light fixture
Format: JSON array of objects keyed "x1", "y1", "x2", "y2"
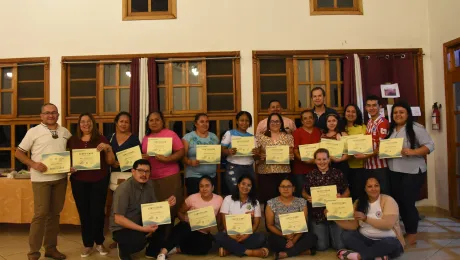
[
  {"x1": 191, "y1": 67, "x2": 199, "y2": 76},
  {"x1": 6, "y1": 72, "x2": 13, "y2": 78},
  {"x1": 125, "y1": 71, "x2": 131, "y2": 78}
]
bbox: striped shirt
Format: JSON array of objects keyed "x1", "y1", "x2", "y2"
[{"x1": 365, "y1": 115, "x2": 389, "y2": 169}]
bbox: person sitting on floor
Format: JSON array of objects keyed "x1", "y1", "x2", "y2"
[{"x1": 110, "y1": 159, "x2": 176, "y2": 260}]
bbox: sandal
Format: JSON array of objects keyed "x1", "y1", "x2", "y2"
[
  {"x1": 219, "y1": 247, "x2": 228, "y2": 257},
  {"x1": 337, "y1": 249, "x2": 355, "y2": 260},
  {"x1": 261, "y1": 248, "x2": 269, "y2": 258}
]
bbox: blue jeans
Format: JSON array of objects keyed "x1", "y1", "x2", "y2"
[
  {"x1": 310, "y1": 220, "x2": 344, "y2": 251},
  {"x1": 224, "y1": 162, "x2": 255, "y2": 194},
  {"x1": 214, "y1": 232, "x2": 266, "y2": 257},
  {"x1": 342, "y1": 230, "x2": 403, "y2": 260}
]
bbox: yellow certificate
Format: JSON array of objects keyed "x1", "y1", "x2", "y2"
[
  {"x1": 42, "y1": 151, "x2": 71, "y2": 174},
  {"x1": 279, "y1": 212, "x2": 308, "y2": 235},
  {"x1": 347, "y1": 135, "x2": 373, "y2": 155},
  {"x1": 326, "y1": 198, "x2": 354, "y2": 221},
  {"x1": 319, "y1": 139, "x2": 344, "y2": 158},
  {"x1": 298, "y1": 143, "x2": 320, "y2": 161},
  {"x1": 310, "y1": 185, "x2": 337, "y2": 208},
  {"x1": 266, "y1": 145, "x2": 290, "y2": 165},
  {"x1": 147, "y1": 137, "x2": 173, "y2": 156},
  {"x1": 196, "y1": 145, "x2": 221, "y2": 164},
  {"x1": 188, "y1": 206, "x2": 217, "y2": 231},
  {"x1": 141, "y1": 201, "x2": 171, "y2": 226},
  {"x1": 231, "y1": 136, "x2": 255, "y2": 157},
  {"x1": 72, "y1": 148, "x2": 100, "y2": 170},
  {"x1": 225, "y1": 214, "x2": 253, "y2": 235},
  {"x1": 379, "y1": 138, "x2": 404, "y2": 159},
  {"x1": 116, "y1": 146, "x2": 142, "y2": 172}
]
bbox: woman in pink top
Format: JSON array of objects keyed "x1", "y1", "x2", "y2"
[{"x1": 141, "y1": 111, "x2": 185, "y2": 219}]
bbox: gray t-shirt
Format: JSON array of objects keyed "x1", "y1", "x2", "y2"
[
  {"x1": 267, "y1": 197, "x2": 306, "y2": 230},
  {"x1": 110, "y1": 177, "x2": 157, "y2": 232}
]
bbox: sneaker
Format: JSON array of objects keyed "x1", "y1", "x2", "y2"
[
  {"x1": 95, "y1": 244, "x2": 109, "y2": 255},
  {"x1": 81, "y1": 247, "x2": 93, "y2": 258},
  {"x1": 156, "y1": 253, "x2": 166, "y2": 260},
  {"x1": 167, "y1": 247, "x2": 177, "y2": 256},
  {"x1": 117, "y1": 244, "x2": 132, "y2": 260}
]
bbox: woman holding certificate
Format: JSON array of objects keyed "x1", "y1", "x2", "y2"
[
  {"x1": 303, "y1": 148, "x2": 349, "y2": 251},
  {"x1": 182, "y1": 113, "x2": 220, "y2": 195},
  {"x1": 67, "y1": 112, "x2": 115, "y2": 257},
  {"x1": 256, "y1": 113, "x2": 294, "y2": 205},
  {"x1": 165, "y1": 175, "x2": 223, "y2": 256},
  {"x1": 293, "y1": 110, "x2": 322, "y2": 197},
  {"x1": 266, "y1": 176, "x2": 317, "y2": 259},
  {"x1": 215, "y1": 174, "x2": 269, "y2": 258},
  {"x1": 221, "y1": 111, "x2": 257, "y2": 193},
  {"x1": 321, "y1": 114, "x2": 350, "y2": 180},
  {"x1": 334, "y1": 176, "x2": 404, "y2": 260},
  {"x1": 386, "y1": 101, "x2": 434, "y2": 245},
  {"x1": 141, "y1": 111, "x2": 185, "y2": 219}
]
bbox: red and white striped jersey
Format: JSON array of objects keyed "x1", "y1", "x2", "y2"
[{"x1": 365, "y1": 115, "x2": 389, "y2": 169}]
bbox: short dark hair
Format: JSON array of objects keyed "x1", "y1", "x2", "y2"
[
  {"x1": 311, "y1": 87, "x2": 326, "y2": 97},
  {"x1": 366, "y1": 95, "x2": 381, "y2": 105},
  {"x1": 314, "y1": 148, "x2": 330, "y2": 159},
  {"x1": 133, "y1": 159, "x2": 151, "y2": 170},
  {"x1": 236, "y1": 111, "x2": 253, "y2": 127},
  {"x1": 300, "y1": 109, "x2": 314, "y2": 118},
  {"x1": 115, "y1": 111, "x2": 132, "y2": 124},
  {"x1": 41, "y1": 103, "x2": 57, "y2": 113},
  {"x1": 268, "y1": 100, "x2": 281, "y2": 108},
  {"x1": 198, "y1": 175, "x2": 214, "y2": 187}
]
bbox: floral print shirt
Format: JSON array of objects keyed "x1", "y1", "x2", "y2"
[{"x1": 256, "y1": 133, "x2": 294, "y2": 174}]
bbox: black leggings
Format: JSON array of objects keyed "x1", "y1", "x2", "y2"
[{"x1": 165, "y1": 221, "x2": 214, "y2": 255}]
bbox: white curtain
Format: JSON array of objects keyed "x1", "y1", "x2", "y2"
[
  {"x1": 138, "y1": 58, "x2": 149, "y2": 141},
  {"x1": 354, "y1": 54, "x2": 364, "y2": 113}
]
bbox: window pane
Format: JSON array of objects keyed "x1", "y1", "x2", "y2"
[
  {"x1": 330, "y1": 84, "x2": 338, "y2": 107},
  {"x1": 337, "y1": 0, "x2": 354, "y2": 8},
  {"x1": 70, "y1": 123, "x2": 78, "y2": 136},
  {"x1": 0, "y1": 125, "x2": 11, "y2": 147},
  {"x1": 15, "y1": 125, "x2": 27, "y2": 147},
  {"x1": 0, "y1": 151, "x2": 11, "y2": 168},
  {"x1": 70, "y1": 64, "x2": 96, "y2": 79},
  {"x1": 172, "y1": 63, "x2": 185, "y2": 85},
  {"x1": 260, "y1": 59, "x2": 286, "y2": 74},
  {"x1": 312, "y1": 60, "x2": 326, "y2": 82},
  {"x1": 297, "y1": 60, "x2": 309, "y2": 82},
  {"x1": 260, "y1": 76, "x2": 287, "y2": 92},
  {"x1": 318, "y1": 0, "x2": 334, "y2": 8},
  {"x1": 207, "y1": 95, "x2": 234, "y2": 111},
  {"x1": 330, "y1": 60, "x2": 338, "y2": 81},
  {"x1": 219, "y1": 120, "x2": 233, "y2": 138},
  {"x1": 1, "y1": 68, "x2": 12, "y2": 89},
  {"x1": 131, "y1": 0, "x2": 148, "y2": 12},
  {"x1": 190, "y1": 87, "x2": 202, "y2": 110},
  {"x1": 18, "y1": 82, "x2": 44, "y2": 98},
  {"x1": 104, "y1": 89, "x2": 117, "y2": 112},
  {"x1": 298, "y1": 85, "x2": 311, "y2": 108},
  {"x1": 70, "y1": 81, "x2": 97, "y2": 96},
  {"x1": 159, "y1": 88, "x2": 166, "y2": 112},
  {"x1": 207, "y1": 60, "x2": 233, "y2": 75},
  {"x1": 151, "y1": 0, "x2": 169, "y2": 11},
  {"x1": 18, "y1": 65, "x2": 44, "y2": 81},
  {"x1": 185, "y1": 121, "x2": 194, "y2": 134},
  {"x1": 119, "y1": 64, "x2": 131, "y2": 86},
  {"x1": 70, "y1": 98, "x2": 96, "y2": 114},
  {"x1": 455, "y1": 49, "x2": 460, "y2": 68},
  {"x1": 169, "y1": 121, "x2": 183, "y2": 138},
  {"x1": 1, "y1": 93, "x2": 12, "y2": 114},
  {"x1": 189, "y1": 62, "x2": 201, "y2": 84},
  {"x1": 261, "y1": 94, "x2": 287, "y2": 110},
  {"x1": 207, "y1": 77, "x2": 233, "y2": 93},
  {"x1": 104, "y1": 64, "x2": 117, "y2": 86},
  {"x1": 209, "y1": 120, "x2": 217, "y2": 135},
  {"x1": 158, "y1": 63, "x2": 165, "y2": 85},
  {"x1": 173, "y1": 87, "x2": 186, "y2": 110},
  {"x1": 120, "y1": 89, "x2": 130, "y2": 112},
  {"x1": 103, "y1": 123, "x2": 115, "y2": 139},
  {"x1": 18, "y1": 100, "x2": 43, "y2": 116}
]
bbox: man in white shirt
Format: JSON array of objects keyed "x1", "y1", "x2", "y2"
[
  {"x1": 15, "y1": 103, "x2": 72, "y2": 260},
  {"x1": 256, "y1": 100, "x2": 296, "y2": 134}
]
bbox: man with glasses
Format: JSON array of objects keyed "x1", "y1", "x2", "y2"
[
  {"x1": 111, "y1": 159, "x2": 176, "y2": 260},
  {"x1": 15, "y1": 103, "x2": 72, "y2": 260},
  {"x1": 310, "y1": 87, "x2": 339, "y2": 131},
  {"x1": 256, "y1": 100, "x2": 296, "y2": 134}
]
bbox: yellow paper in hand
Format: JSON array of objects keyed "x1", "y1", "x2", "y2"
[
  {"x1": 147, "y1": 138, "x2": 173, "y2": 156},
  {"x1": 231, "y1": 137, "x2": 255, "y2": 157},
  {"x1": 347, "y1": 135, "x2": 373, "y2": 155},
  {"x1": 196, "y1": 145, "x2": 221, "y2": 164},
  {"x1": 279, "y1": 211, "x2": 308, "y2": 235},
  {"x1": 42, "y1": 151, "x2": 71, "y2": 174},
  {"x1": 319, "y1": 139, "x2": 344, "y2": 158},
  {"x1": 379, "y1": 138, "x2": 404, "y2": 159},
  {"x1": 188, "y1": 206, "x2": 217, "y2": 231},
  {"x1": 141, "y1": 201, "x2": 171, "y2": 226},
  {"x1": 266, "y1": 145, "x2": 290, "y2": 165},
  {"x1": 72, "y1": 148, "x2": 100, "y2": 170},
  {"x1": 326, "y1": 197, "x2": 354, "y2": 220},
  {"x1": 310, "y1": 185, "x2": 337, "y2": 208},
  {"x1": 225, "y1": 214, "x2": 253, "y2": 235},
  {"x1": 298, "y1": 143, "x2": 320, "y2": 161},
  {"x1": 116, "y1": 146, "x2": 142, "y2": 171}
]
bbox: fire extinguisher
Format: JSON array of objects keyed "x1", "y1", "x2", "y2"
[{"x1": 432, "y1": 102, "x2": 441, "y2": 130}]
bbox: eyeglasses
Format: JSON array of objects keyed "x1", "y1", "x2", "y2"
[
  {"x1": 279, "y1": 185, "x2": 293, "y2": 189},
  {"x1": 135, "y1": 169, "x2": 150, "y2": 174},
  {"x1": 270, "y1": 120, "x2": 281, "y2": 124},
  {"x1": 41, "y1": 112, "x2": 59, "y2": 116}
]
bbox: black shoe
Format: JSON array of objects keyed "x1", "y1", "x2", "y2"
[{"x1": 117, "y1": 244, "x2": 132, "y2": 260}]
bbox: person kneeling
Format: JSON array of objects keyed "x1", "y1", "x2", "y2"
[{"x1": 110, "y1": 159, "x2": 176, "y2": 260}]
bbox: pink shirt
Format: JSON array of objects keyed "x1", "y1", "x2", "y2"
[
  {"x1": 141, "y1": 128, "x2": 184, "y2": 179},
  {"x1": 185, "y1": 193, "x2": 223, "y2": 216}
]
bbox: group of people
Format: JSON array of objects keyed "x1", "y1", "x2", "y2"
[{"x1": 16, "y1": 85, "x2": 434, "y2": 260}]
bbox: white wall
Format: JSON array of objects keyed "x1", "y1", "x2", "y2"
[{"x1": 0, "y1": 0, "x2": 447, "y2": 207}]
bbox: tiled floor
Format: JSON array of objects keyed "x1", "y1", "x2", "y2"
[{"x1": 1, "y1": 207, "x2": 460, "y2": 259}]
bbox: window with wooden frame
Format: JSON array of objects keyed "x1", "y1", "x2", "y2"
[
  {"x1": 122, "y1": 0, "x2": 177, "y2": 21},
  {"x1": 0, "y1": 57, "x2": 50, "y2": 170},
  {"x1": 310, "y1": 0, "x2": 363, "y2": 15}
]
